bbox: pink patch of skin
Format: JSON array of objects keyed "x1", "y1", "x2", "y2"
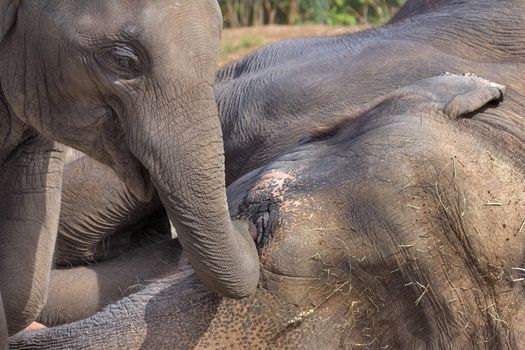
[
  {"x1": 22, "y1": 322, "x2": 47, "y2": 332},
  {"x1": 249, "y1": 170, "x2": 304, "y2": 215},
  {"x1": 250, "y1": 170, "x2": 295, "y2": 196},
  {"x1": 281, "y1": 199, "x2": 302, "y2": 213}
]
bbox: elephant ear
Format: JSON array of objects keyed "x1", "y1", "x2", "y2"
[
  {"x1": 307, "y1": 74, "x2": 506, "y2": 142},
  {"x1": 400, "y1": 73, "x2": 505, "y2": 119},
  {"x1": 0, "y1": 0, "x2": 20, "y2": 43},
  {"x1": 404, "y1": 73, "x2": 505, "y2": 119},
  {"x1": 440, "y1": 74, "x2": 506, "y2": 119}
]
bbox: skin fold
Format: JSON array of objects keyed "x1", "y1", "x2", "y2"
[
  {"x1": 0, "y1": 0, "x2": 261, "y2": 343},
  {"x1": 45, "y1": 0, "x2": 525, "y2": 330},
  {"x1": 13, "y1": 73, "x2": 525, "y2": 349}
]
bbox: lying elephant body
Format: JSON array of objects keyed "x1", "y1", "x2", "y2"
[
  {"x1": 14, "y1": 73, "x2": 525, "y2": 349},
  {"x1": 0, "y1": 0, "x2": 262, "y2": 343}
]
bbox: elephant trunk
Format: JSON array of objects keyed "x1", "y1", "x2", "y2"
[{"x1": 127, "y1": 83, "x2": 259, "y2": 298}]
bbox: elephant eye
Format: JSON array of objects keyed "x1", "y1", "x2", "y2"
[{"x1": 95, "y1": 43, "x2": 145, "y2": 80}]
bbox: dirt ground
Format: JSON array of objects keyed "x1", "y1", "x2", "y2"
[{"x1": 220, "y1": 24, "x2": 368, "y2": 66}]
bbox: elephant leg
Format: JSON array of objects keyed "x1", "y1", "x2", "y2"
[
  {"x1": 0, "y1": 290, "x2": 7, "y2": 350},
  {"x1": 39, "y1": 239, "x2": 185, "y2": 326},
  {"x1": 56, "y1": 154, "x2": 165, "y2": 266},
  {"x1": 0, "y1": 136, "x2": 65, "y2": 335}
]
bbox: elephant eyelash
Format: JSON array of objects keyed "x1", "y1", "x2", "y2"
[
  {"x1": 110, "y1": 54, "x2": 140, "y2": 73},
  {"x1": 95, "y1": 44, "x2": 145, "y2": 80}
]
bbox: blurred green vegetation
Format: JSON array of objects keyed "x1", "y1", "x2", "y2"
[{"x1": 220, "y1": 0, "x2": 407, "y2": 27}]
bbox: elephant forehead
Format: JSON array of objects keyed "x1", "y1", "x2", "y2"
[
  {"x1": 50, "y1": 1, "x2": 208, "y2": 46},
  {"x1": 48, "y1": 1, "x2": 145, "y2": 37}
]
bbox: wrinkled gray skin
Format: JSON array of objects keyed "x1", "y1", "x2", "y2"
[
  {"x1": 18, "y1": 0, "x2": 524, "y2": 348},
  {"x1": 27, "y1": 0, "x2": 525, "y2": 347},
  {"x1": 14, "y1": 73, "x2": 525, "y2": 349},
  {"x1": 0, "y1": 0, "x2": 261, "y2": 341},
  {"x1": 43, "y1": 0, "x2": 525, "y2": 328}
]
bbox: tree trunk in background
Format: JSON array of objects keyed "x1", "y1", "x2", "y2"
[
  {"x1": 363, "y1": 4, "x2": 369, "y2": 24},
  {"x1": 288, "y1": 0, "x2": 299, "y2": 24},
  {"x1": 239, "y1": 1, "x2": 250, "y2": 26},
  {"x1": 253, "y1": 0, "x2": 264, "y2": 26},
  {"x1": 225, "y1": 0, "x2": 239, "y2": 27},
  {"x1": 264, "y1": 0, "x2": 277, "y2": 24}
]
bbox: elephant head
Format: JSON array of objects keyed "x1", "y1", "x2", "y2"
[{"x1": 0, "y1": 1, "x2": 259, "y2": 297}]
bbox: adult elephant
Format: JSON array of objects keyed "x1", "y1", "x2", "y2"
[
  {"x1": 43, "y1": 0, "x2": 525, "y2": 326},
  {"x1": 0, "y1": 0, "x2": 259, "y2": 341},
  {"x1": 12, "y1": 73, "x2": 525, "y2": 349}
]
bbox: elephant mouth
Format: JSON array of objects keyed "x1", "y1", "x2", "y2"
[
  {"x1": 115, "y1": 154, "x2": 154, "y2": 202},
  {"x1": 96, "y1": 108, "x2": 155, "y2": 202}
]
